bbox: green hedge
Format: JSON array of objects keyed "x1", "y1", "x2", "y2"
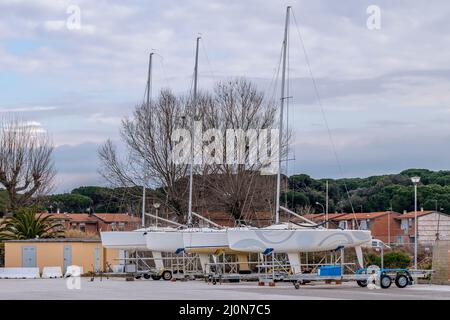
[{"x1": 365, "y1": 251, "x2": 411, "y2": 269}]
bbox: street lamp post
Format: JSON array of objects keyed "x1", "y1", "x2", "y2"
[
  {"x1": 315, "y1": 202, "x2": 325, "y2": 214},
  {"x1": 153, "y1": 202, "x2": 161, "y2": 227},
  {"x1": 315, "y1": 202, "x2": 326, "y2": 227},
  {"x1": 411, "y1": 176, "x2": 420, "y2": 270}
]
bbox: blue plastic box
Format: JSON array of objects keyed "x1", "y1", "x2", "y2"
[{"x1": 318, "y1": 265, "x2": 342, "y2": 276}]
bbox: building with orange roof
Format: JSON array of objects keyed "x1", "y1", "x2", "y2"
[
  {"x1": 302, "y1": 213, "x2": 348, "y2": 228},
  {"x1": 329, "y1": 211, "x2": 403, "y2": 244},
  {"x1": 39, "y1": 212, "x2": 99, "y2": 233},
  {"x1": 94, "y1": 213, "x2": 140, "y2": 231},
  {"x1": 303, "y1": 211, "x2": 403, "y2": 244},
  {"x1": 38, "y1": 212, "x2": 141, "y2": 234}
]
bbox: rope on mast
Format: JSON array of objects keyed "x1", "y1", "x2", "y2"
[{"x1": 291, "y1": 9, "x2": 359, "y2": 228}]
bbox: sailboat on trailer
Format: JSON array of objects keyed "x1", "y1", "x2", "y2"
[
  {"x1": 226, "y1": 7, "x2": 372, "y2": 271},
  {"x1": 100, "y1": 52, "x2": 178, "y2": 253},
  {"x1": 144, "y1": 38, "x2": 252, "y2": 272}
]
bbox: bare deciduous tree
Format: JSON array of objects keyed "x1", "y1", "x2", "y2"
[
  {"x1": 99, "y1": 89, "x2": 190, "y2": 217},
  {"x1": 99, "y1": 79, "x2": 287, "y2": 223},
  {"x1": 198, "y1": 79, "x2": 279, "y2": 220},
  {"x1": 0, "y1": 118, "x2": 55, "y2": 213}
]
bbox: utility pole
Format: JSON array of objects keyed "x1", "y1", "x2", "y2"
[
  {"x1": 388, "y1": 200, "x2": 393, "y2": 245},
  {"x1": 411, "y1": 176, "x2": 420, "y2": 270},
  {"x1": 188, "y1": 37, "x2": 200, "y2": 226},
  {"x1": 388, "y1": 210, "x2": 391, "y2": 246},
  {"x1": 275, "y1": 6, "x2": 290, "y2": 224}
]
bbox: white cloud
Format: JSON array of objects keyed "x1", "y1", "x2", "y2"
[
  {"x1": 1, "y1": 0, "x2": 449, "y2": 190},
  {"x1": 0, "y1": 105, "x2": 58, "y2": 112}
]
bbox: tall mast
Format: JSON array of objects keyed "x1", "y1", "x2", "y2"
[
  {"x1": 147, "y1": 52, "x2": 154, "y2": 112},
  {"x1": 275, "y1": 6, "x2": 290, "y2": 224},
  {"x1": 188, "y1": 37, "x2": 200, "y2": 225},
  {"x1": 142, "y1": 52, "x2": 154, "y2": 228},
  {"x1": 325, "y1": 180, "x2": 329, "y2": 228}
]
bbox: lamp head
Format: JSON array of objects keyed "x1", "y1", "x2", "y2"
[
  {"x1": 153, "y1": 203, "x2": 161, "y2": 209},
  {"x1": 411, "y1": 176, "x2": 421, "y2": 184}
]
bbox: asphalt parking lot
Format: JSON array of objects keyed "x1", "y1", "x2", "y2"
[{"x1": 1, "y1": 278, "x2": 450, "y2": 300}]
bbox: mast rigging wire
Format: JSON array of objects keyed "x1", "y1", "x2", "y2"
[{"x1": 290, "y1": 9, "x2": 359, "y2": 227}]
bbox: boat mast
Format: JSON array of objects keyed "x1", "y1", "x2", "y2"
[
  {"x1": 142, "y1": 52, "x2": 154, "y2": 228},
  {"x1": 325, "y1": 180, "x2": 329, "y2": 228},
  {"x1": 275, "y1": 6, "x2": 290, "y2": 224},
  {"x1": 188, "y1": 37, "x2": 200, "y2": 226}
]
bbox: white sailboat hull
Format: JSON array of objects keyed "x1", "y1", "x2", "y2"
[
  {"x1": 101, "y1": 227, "x2": 176, "y2": 251},
  {"x1": 227, "y1": 228, "x2": 372, "y2": 253},
  {"x1": 182, "y1": 229, "x2": 228, "y2": 252},
  {"x1": 146, "y1": 228, "x2": 246, "y2": 254},
  {"x1": 100, "y1": 230, "x2": 148, "y2": 250},
  {"x1": 145, "y1": 231, "x2": 184, "y2": 253}
]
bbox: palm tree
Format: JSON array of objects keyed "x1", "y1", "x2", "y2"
[{"x1": 0, "y1": 208, "x2": 64, "y2": 240}]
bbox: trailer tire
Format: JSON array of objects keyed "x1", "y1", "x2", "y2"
[
  {"x1": 162, "y1": 270, "x2": 172, "y2": 281},
  {"x1": 380, "y1": 274, "x2": 392, "y2": 289},
  {"x1": 294, "y1": 283, "x2": 300, "y2": 290},
  {"x1": 357, "y1": 280, "x2": 368, "y2": 287},
  {"x1": 395, "y1": 274, "x2": 408, "y2": 288},
  {"x1": 143, "y1": 273, "x2": 151, "y2": 280}
]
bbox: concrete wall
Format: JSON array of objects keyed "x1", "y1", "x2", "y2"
[
  {"x1": 432, "y1": 240, "x2": 450, "y2": 285},
  {"x1": 418, "y1": 213, "x2": 450, "y2": 245},
  {"x1": 4, "y1": 241, "x2": 119, "y2": 274}
]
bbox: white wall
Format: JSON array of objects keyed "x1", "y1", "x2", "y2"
[{"x1": 418, "y1": 212, "x2": 450, "y2": 245}]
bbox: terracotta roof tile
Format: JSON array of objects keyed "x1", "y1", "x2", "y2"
[
  {"x1": 395, "y1": 210, "x2": 438, "y2": 219},
  {"x1": 333, "y1": 211, "x2": 395, "y2": 221},
  {"x1": 303, "y1": 213, "x2": 348, "y2": 221},
  {"x1": 39, "y1": 213, "x2": 97, "y2": 222},
  {"x1": 94, "y1": 213, "x2": 140, "y2": 222}
]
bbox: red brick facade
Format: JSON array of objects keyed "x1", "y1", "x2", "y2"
[{"x1": 305, "y1": 211, "x2": 404, "y2": 244}]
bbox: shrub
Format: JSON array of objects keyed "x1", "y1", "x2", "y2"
[
  {"x1": 364, "y1": 252, "x2": 381, "y2": 267},
  {"x1": 383, "y1": 251, "x2": 411, "y2": 269}
]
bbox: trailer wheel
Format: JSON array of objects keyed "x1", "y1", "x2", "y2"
[
  {"x1": 143, "y1": 273, "x2": 151, "y2": 280},
  {"x1": 162, "y1": 270, "x2": 172, "y2": 281},
  {"x1": 135, "y1": 275, "x2": 142, "y2": 279},
  {"x1": 151, "y1": 274, "x2": 162, "y2": 280},
  {"x1": 380, "y1": 274, "x2": 392, "y2": 289},
  {"x1": 294, "y1": 282, "x2": 300, "y2": 290},
  {"x1": 356, "y1": 280, "x2": 368, "y2": 287},
  {"x1": 395, "y1": 274, "x2": 408, "y2": 288}
]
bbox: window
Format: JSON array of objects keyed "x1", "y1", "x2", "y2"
[
  {"x1": 119, "y1": 223, "x2": 125, "y2": 231},
  {"x1": 359, "y1": 220, "x2": 368, "y2": 230},
  {"x1": 400, "y1": 219, "x2": 408, "y2": 230},
  {"x1": 79, "y1": 223, "x2": 86, "y2": 233},
  {"x1": 396, "y1": 236, "x2": 403, "y2": 244},
  {"x1": 111, "y1": 223, "x2": 116, "y2": 231},
  {"x1": 338, "y1": 221, "x2": 348, "y2": 229}
]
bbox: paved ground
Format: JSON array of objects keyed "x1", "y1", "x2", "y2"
[{"x1": 1, "y1": 278, "x2": 450, "y2": 300}]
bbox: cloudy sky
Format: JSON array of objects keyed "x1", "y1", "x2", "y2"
[{"x1": 1, "y1": 0, "x2": 449, "y2": 193}]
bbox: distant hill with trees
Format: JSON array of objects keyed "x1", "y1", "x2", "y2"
[
  {"x1": 286, "y1": 169, "x2": 450, "y2": 214},
  {"x1": 2, "y1": 168, "x2": 448, "y2": 217}
]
